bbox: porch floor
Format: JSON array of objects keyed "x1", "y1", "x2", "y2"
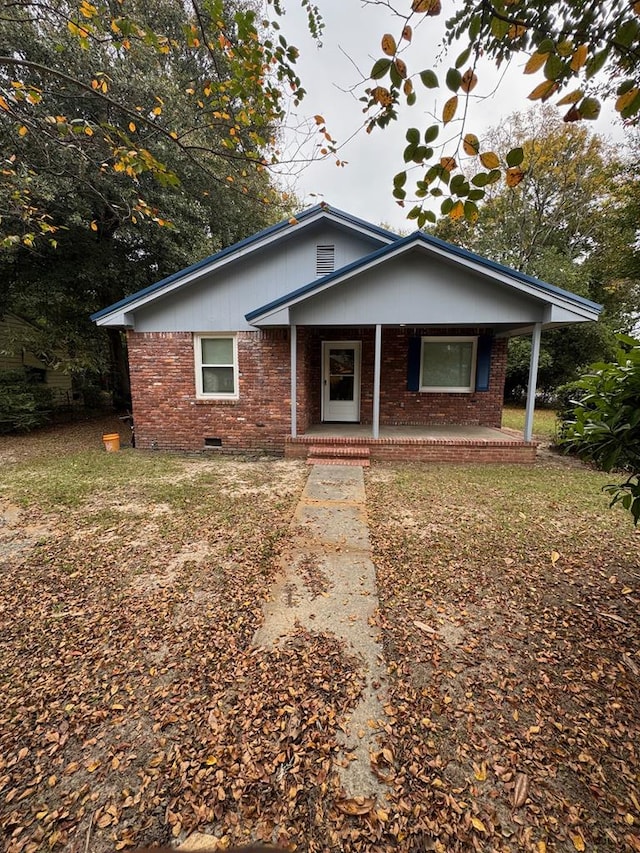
[
  {"x1": 301, "y1": 423, "x2": 520, "y2": 442},
  {"x1": 285, "y1": 424, "x2": 537, "y2": 464}
]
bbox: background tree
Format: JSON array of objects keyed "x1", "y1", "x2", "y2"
[
  {"x1": 0, "y1": 0, "x2": 294, "y2": 406},
  {"x1": 432, "y1": 106, "x2": 640, "y2": 399},
  {"x1": 0, "y1": 0, "x2": 323, "y2": 245},
  {"x1": 319, "y1": 0, "x2": 636, "y2": 226}
]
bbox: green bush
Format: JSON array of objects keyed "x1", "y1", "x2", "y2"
[
  {"x1": 0, "y1": 370, "x2": 53, "y2": 433},
  {"x1": 559, "y1": 335, "x2": 640, "y2": 524}
]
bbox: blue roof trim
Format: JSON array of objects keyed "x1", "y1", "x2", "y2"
[
  {"x1": 245, "y1": 230, "x2": 602, "y2": 322},
  {"x1": 90, "y1": 204, "x2": 400, "y2": 321}
]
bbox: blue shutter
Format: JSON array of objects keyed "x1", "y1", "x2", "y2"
[
  {"x1": 475, "y1": 335, "x2": 492, "y2": 391},
  {"x1": 407, "y1": 337, "x2": 421, "y2": 391}
]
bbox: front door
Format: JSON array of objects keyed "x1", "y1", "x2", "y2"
[{"x1": 322, "y1": 341, "x2": 361, "y2": 422}]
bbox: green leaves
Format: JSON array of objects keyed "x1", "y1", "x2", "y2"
[
  {"x1": 371, "y1": 58, "x2": 392, "y2": 80},
  {"x1": 560, "y1": 335, "x2": 640, "y2": 525},
  {"x1": 419, "y1": 69, "x2": 439, "y2": 89}
]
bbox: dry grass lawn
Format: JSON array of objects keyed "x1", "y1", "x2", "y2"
[{"x1": 0, "y1": 418, "x2": 638, "y2": 853}]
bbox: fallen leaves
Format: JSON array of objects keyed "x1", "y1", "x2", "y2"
[{"x1": 367, "y1": 462, "x2": 640, "y2": 853}]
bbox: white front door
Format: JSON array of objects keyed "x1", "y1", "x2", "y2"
[{"x1": 322, "y1": 341, "x2": 361, "y2": 422}]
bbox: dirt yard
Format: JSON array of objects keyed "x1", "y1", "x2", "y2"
[{"x1": 0, "y1": 419, "x2": 639, "y2": 852}]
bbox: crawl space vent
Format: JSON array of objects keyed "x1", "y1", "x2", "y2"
[{"x1": 204, "y1": 437, "x2": 223, "y2": 448}]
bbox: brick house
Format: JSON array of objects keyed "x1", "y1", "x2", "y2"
[{"x1": 92, "y1": 204, "x2": 601, "y2": 463}]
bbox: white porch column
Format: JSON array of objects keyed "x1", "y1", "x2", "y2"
[
  {"x1": 524, "y1": 322, "x2": 542, "y2": 443},
  {"x1": 290, "y1": 324, "x2": 297, "y2": 438},
  {"x1": 373, "y1": 324, "x2": 382, "y2": 439}
]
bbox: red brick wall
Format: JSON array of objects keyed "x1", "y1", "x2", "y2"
[
  {"x1": 297, "y1": 327, "x2": 506, "y2": 429},
  {"x1": 127, "y1": 330, "x2": 291, "y2": 452},
  {"x1": 378, "y1": 328, "x2": 506, "y2": 428},
  {"x1": 128, "y1": 326, "x2": 507, "y2": 452}
]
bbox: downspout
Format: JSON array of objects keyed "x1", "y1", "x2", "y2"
[
  {"x1": 373, "y1": 324, "x2": 382, "y2": 439},
  {"x1": 290, "y1": 323, "x2": 297, "y2": 438},
  {"x1": 523, "y1": 322, "x2": 541, "y2": 443}
]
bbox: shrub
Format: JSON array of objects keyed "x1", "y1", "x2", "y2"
[
  {"x1": 0, "y1": 370, "x2": 53, "y2": 433},
  {"x1": 559, "y1": 335, "x2": 640, "y2": 524}
]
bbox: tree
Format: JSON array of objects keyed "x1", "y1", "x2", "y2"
[
  {"x1": 0, "y1": 0, "x2": 326, "y2": 246},
  {"x1": 357, "y1": 0, "x2": 640, "y2": 225},
  {"x1": 0, "y1": 0, "x2": 293, "y2": 405},
  {"x1": 560, "y1": 335, "x2": 640, "y2": 525},
  {"x1": 432, "y1": 106, "x2": 627, "y2": 397}
]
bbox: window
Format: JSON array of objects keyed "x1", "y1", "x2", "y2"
[
  {"x1": 316, "y1": 244, "x2": 335, "y2": 276},
  {"x1": 195, "y1": 335, "x2": 238, "y2": 398},
  {"x1": 420, "y1": 336, "x2": 477, "y2": 393}
]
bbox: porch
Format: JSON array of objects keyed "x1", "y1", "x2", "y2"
[{"x1": 284, "y1": 423, "x2": 537, "y2": 464}]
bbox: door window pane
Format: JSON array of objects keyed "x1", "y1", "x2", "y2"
[
  {"x1": 330, "y1": 349, "x2": 355, "y2": 375},
  {"x1": 330, "y1": 375, "x2": 354, "y2": 401}
]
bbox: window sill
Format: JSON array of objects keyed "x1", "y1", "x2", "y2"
[{"x1": 194, "y1": 397, "x2": 239, "y2": 405}]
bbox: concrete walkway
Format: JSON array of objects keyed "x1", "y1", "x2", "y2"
[{"x1": 253, "y1": 464, "x2": 388, "y2": 799}]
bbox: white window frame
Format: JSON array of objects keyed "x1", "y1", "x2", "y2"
[
  {"x1": 194, "y1": 333, "x2": 239, "y2": 399},
  {"x1": 420, "y1": 336, "x2": 478, "y2": 393}
]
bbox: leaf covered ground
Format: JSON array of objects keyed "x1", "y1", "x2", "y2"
[{"x1": 1, "y1": 419, "x2": 639, "y2": 852}]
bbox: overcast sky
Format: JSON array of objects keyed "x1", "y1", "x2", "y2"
[{"x1": 273, "y1": 2, "x2": 625, "y2": 232}]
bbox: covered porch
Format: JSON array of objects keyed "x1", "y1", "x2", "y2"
[
  {"x1": 284, "y1": 422, "x2": 537, "y2": 464},
  {"x1": 245, "y1": 229, "x2": 601, "y2": 464}
]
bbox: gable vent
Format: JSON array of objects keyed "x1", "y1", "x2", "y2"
[{"x1": 316, "y1": 244, "x2": 335, "y2": 276}]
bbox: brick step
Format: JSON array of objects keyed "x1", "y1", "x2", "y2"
[
  {"x1": 307, "y1": 457, "x2": 370, "y2": 467},
  {"x1": 307, "y1": 445, "x2": 371, "y2": 458}
]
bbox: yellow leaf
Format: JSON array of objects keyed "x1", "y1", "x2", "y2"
[
  {"x1": 440, "y1": 156, "x2": 456, "y2": 172},
  {"x1": 524, "y1": 52, "x2": 548, "y2": 74},
  {"x1": 442, "y1": 95, "x2": 458, "y2": 124},
  {"x1": 402, "y1": 25, "x2": 412, "y2": 42},
  {"x1": 0, "y1": 96, "x2": 10, "y2": 111},
  {"x1": 129, "y1": 122, "x2": 136, "y2": 132},
  {"x1": 557, "y1": 89, "x2": 583, "y2": 106},
  {"x1": 625, "y1": 813, "x2": 635, "y2": 825},
  {"x1": 90, "y1": 221, "x2": 98, "y2": 231},
  {"x1": 152, "y1": 106, "x2": 162, "y2": 115},
  {"x1": 471, "y1": 816, "x2": 486, "y2": 832},
  {"x1": 508, "y1": 24, "x2": 526, "y2": 39},
  {"x1": 460, "y1": 69, "x2": 477, "y2": 93},
  {"x1": 480, "y1": 151, "x2": 499, "y2": 169},
  {"x1": 412, "y1": 0, "x2": 441, "y2": 13},
  {"x1": 372, "y1": 86, "x2": 393, "y2": 106},
  {"x1": 463, "y1": 133, "x2": 480, "y2": 156},
  {"x1": 395, "y1": 58, "x2": 408, "y2": 79},
  {"x1": 616, "y1": 89, "x2": 639, "y2": 113},
  {"x1": 86, "y1": 760, "x2": 100, "y2": 772},
  {"x1": 570, "y1": 832, "x2": 585, "y2": 851},
  {"x1": 506, "y1": 167, "x2": 525, "y2": 187},
  {"x1": 570, "y1": 44, "x2": 588, "y2": 71},
  {"x1": 528, "y1": 80, "x2": 558, "y2": 101},
  {"x1": 473, "y1": 761, "x2": 487, "y2": 781},
  {"x1": 622, "y1": 586, "x2": 633, "y2": 594},
  {"x1": 538, "y1": 843, "x2": 547, "y2": 853},
  {"x1": 551, "y1": 550, "x2": 560, "y2": 565},
  {"x1": 18, "y1": 125, "x2": 28, "y2": 137},
  {"x1": 84, "y1": 126, "x2": 94, "y2": 136},
  {"x1": 381, "y1": 34, "x2": 396, "y2": 56}
]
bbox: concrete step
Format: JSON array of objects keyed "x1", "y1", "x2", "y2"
[
  {"x1": 306, "y1": 457, "x2": 370, "y2": 467},
  {"x1": 308, "y1": 444, "x2": 370, "y2": 458},
  {"x1": 306, "y1": 445, "x2": 370, "y2": 467}
]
